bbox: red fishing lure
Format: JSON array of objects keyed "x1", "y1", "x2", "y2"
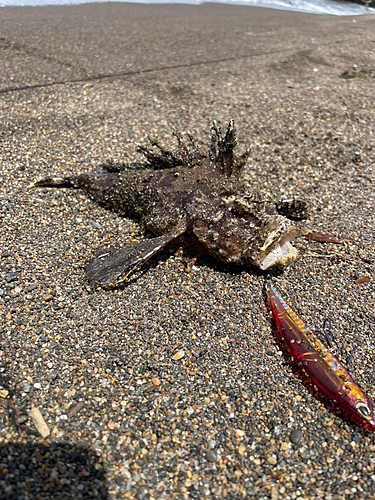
[{"x1": 267, "y1": 286, "x2": 375, "y2": 431}]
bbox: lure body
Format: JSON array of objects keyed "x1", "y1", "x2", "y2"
[{"x1": 267, "y1": 286, "x2": 375, "y2": 431}]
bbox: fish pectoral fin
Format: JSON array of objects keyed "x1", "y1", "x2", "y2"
[{"x1": 85, "y1": 223, "x2": 186, "y2": 288}]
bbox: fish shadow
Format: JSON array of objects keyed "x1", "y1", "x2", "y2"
[{"x1": 104, "y1": 250, "x2": 282, "y2": 291}]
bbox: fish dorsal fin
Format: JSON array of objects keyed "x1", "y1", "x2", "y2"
[
  {"x1": 136, "y1": 128, "x2": 206, "y2": 170},
  {"x1": 210, "y1": 120, "x2": 249, "y2": 177}
]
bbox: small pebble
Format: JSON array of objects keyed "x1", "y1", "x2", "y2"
[
  {"x1": 17, "y1": 415, "x2": 28, "y2": 425},
  {"x1": 267, "y1": 455, "x2": 277, "y2": 465},
  {"x1": 290, "y1": 429, "x2": 302, "y2": 444},
  {"x1": 29, "y1": 407, "x2": 50, "y2": 438},
  {"x1": 238, "y1": 444, "x2": 246, "y2": 455},
  {"x1": 47, "y1": 370, "x2": 58, "y2": 381},
  {"x1": 5, "y1": 272, "x2": 18, "y2": 282},
  {"x1": 22, "y1": 382, "x2": 31, "y2": 393},
  {"x1": 42, "y1": 294, "x2": 54, "y2": 302},
  {"x1": 67, "y1": 401, "x2": 85, "y2": 418},
  {"x1": 206, "y1": 450, "x2": 218, "y2": 462},
  {"x1": 172, "y1": 350, "x2": 185, "y2": 360}
]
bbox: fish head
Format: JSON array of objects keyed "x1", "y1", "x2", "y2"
[{"x1": 191, "y1": 194, "x2": 298, "y2": 270}]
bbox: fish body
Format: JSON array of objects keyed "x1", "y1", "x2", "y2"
[
  {"x1": 35, "y1": 121, "x2": 303, "y2": 288},
  {"x1": 267, "y1": 286, "x2": 375, "y2": 431}
]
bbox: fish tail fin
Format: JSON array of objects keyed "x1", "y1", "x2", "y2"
[{"x1": 32, "y1": 177, "x2": 76, "y2": 188}]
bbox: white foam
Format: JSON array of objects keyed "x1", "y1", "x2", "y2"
[{"x1": 0, "y1": 0, "x2": 374, "y2": 16}]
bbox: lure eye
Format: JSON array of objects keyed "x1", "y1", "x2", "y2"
[{"x1": 357, "y1": 403, "x2": 371, "y2": 418}]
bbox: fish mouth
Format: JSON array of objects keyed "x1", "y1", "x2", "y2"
[{"x1": 257, "y1": 225, "x2": 298, "y2": 270}]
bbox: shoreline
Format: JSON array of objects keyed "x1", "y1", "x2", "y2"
[{"x1": 1, "y1": 0, "x2": 375, "y2": 16}]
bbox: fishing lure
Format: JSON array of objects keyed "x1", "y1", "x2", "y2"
[{"x1": 267, "y1": 286, "x2": 375, "y2": 431}]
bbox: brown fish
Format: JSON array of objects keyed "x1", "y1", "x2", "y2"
[{"x1": 34, "y1": 121, "x2": 307, "y2": 288}]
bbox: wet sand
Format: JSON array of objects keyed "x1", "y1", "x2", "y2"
[{"x1": 1, "y1": 3, "x2": 375, "y2": 499}]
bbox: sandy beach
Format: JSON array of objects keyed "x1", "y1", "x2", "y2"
[{"x1": 1, "y1": 3, "x2": 375, "y2": 499}]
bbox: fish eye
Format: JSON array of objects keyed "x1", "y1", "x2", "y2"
[{"x1": 357, "y1": 403, "x2": 371, "y2": 417}]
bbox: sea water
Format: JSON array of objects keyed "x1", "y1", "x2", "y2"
[{"x1": 0, "y1": 0, "x2": 374, "y2": 16}]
